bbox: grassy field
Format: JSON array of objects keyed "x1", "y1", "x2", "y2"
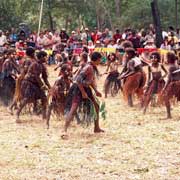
[{"x1": 0, "y1": 65, "x2": 180, "y2": 180}]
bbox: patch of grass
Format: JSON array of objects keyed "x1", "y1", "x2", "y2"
[{"x1": 0, "y1": 66, "x2": 180, "y2": 179}]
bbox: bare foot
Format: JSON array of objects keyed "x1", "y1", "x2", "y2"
[
  {"x1": 143, "y1": 109, "x2": 146, "y2": 115},
  {"x1": 167, "y1": 116, "x2": 172, "y2": 119},
  {"x1": 16, "y1": 118, "x2": 22, "y2": 123},
  {"x1": 61, "y1": 133, "x2": 69, "y2": 140},
  {"x1": 7, "y1": 107, "x2": 13, "y2": 115},
  {"x1": 94, "y1": 128, "x2": 105, "y2": 133}
]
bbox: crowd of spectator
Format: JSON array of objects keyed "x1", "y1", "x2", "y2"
[{"x1": 0, "y1": 25, "x2": 180, "y2": 65}]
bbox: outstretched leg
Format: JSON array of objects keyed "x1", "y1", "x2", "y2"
[
  {"x1": 104, "y1": 79, "x2": 110, "y2": 98},
  {"x1": 91, "y1": 97, "x2": 104, "y2": 133},
  {"x1": 9, "y1": 100, "x2": 18, "y2": 115},
  {"x1": 64, "y1": 102, "x2": 79, "y2": 132},
  {"x1": 128, "y1": 94, "x2": 133, "y2": 107},
  {"x1": 143, "y1": 94, "x2": 152, "y2": 114},
  {"x1": 46, "y1": 103, "x2": 53, "y2": 129},
  {"x1": 16, "y1": 98, "x2": 29, "y2": 122},
  {"x1": 164, "y1": 97, "x2": 172, "y2": 119},
  {"x1": 41, "y1": 97, "x2": 48, "y2": 120}
]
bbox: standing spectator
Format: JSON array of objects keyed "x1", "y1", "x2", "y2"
[
  {"x1": 18, "y1": 30, "x2": 26, "y2": 41},
  {"x1": 168, "y1": 31, "x2": 178, "y2": 45},
  {"x1": 145, "y1": 30, "x2": 155, "y2": 42},
  {"x1": 37, "y1": 32, "x2": 46, "y2": 49},
  {"x1": 140, "y1": 30, "x2": 147, "y2": 48},
  {"x1": 122, "y1": 29, "x2": 131, "y2": 40},
  {"x1": 44, "y1": 34, "x2": 54, "y2": 49},
  {"x1": 0, "y1": 30, "x2": 7, "y2": 47},
  {"x1": 101, "y1": 28, "x2": 111, "y2": 43},
  {"x1": 88, "y1": 40, "x2": 95, "y2": 53},
  {"x1": 68, "y1": 31, "x2": 77, "y2": 44},
  {"x1": 8, "y1": 28, "x2": 18, "y2": 46},
  {"x1": 128, "y1": 30, "x2": 140, "y2": 49},
  {"x1": 160, "y1": 36, "x2": 171, "y2": 50},
  {"x1": 168, "y1": 26, "x2": 175, "y2": 35},
  {"x1": 113, "y1": 29, "x2": 122, "y2": 42},
  {"x1": 52, "y1": 31, "x2": 61, "y2": 51},
  {"x1": 75, "y1": 28, "x2": 82, "y2": 41},
  {"x1": 107, "y1": 39, "x2": 116, "y2": 48},
  {"x1": 91, "y1": 27, "x2": 101, "y2": 43},
  {"x1": 60, "y1": 28, "x2": 69, "y2": 43},
  {"x1": 81, "y1": 28, "x2": 91, "y2": 42}
]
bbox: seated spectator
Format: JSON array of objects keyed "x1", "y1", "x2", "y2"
[
  {"x1": 144, "y1": 39, "x2": 156, "y2": 48},
  {"x1": 160, "y1": 36, "x2": 171, "y2": 50}
]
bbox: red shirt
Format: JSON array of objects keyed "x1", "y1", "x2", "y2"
[{"x1": 113, "y1": 33, "x2": 122, "y2": 42}]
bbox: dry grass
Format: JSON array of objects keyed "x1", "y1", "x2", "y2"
[{"x1": 0, "y1": 65, "x2": 180, "y2": 180}]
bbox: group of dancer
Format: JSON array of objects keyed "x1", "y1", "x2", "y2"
[
  {"x1": 0, "y1": 47, "x2": 105, "y2": 138},
  {"x1": 0, "y1": 40, "x2": 180, "y2": 138},
  {"x1": 97, "y1": 40, "x2": 180, "y2": 119}
]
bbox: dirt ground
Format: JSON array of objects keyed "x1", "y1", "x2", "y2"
[{"x1": 0, "y1": 65, "x2": 180, "y2": 180}]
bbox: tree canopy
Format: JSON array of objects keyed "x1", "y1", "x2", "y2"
[{"x1": 0, "y1": 0, "x2": 179, "y2": 32}]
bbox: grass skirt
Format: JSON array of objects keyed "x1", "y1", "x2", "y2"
[
  {"x1": 65, "y1": 83, "x2": 97, "y2": 127},
  {"x1": 21, "y1": 79, "x2": 46, "y2": 102},
  {"x1": 163, "y1": 81, "x2": 180, "y2": 101},
  {"x1": 104, "y1": 71, "x2": 121, "y2": 96},
  {"x1": 0, "y1": 76, "x2": 15, "y2": 106},
  {"x1": 123, "y1": 71, "x2": 146, "y2": 100}
]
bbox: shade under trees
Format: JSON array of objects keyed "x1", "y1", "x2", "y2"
[{"x1": 0, "y1": 0, "x2": 179, "y2": 32}]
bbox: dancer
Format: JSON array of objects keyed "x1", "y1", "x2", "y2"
[
  {"x1": 16, "y1": 51, "x2": 51, "y2": 122},
  {"x1": 62, "y1": 52, "x2": 104, "y2": 139},
  {"x1": 104, "y1": 53, "x2": 121, "y2": 98},
  {"x1": 120, "y1": 48, "x2": 146, "y2": 106},
  {"x1": 46, "y1": 64, "x2": 72, "y2": 128},
  {"x1": 9, "y1": 47, "x2": 36, "y2": 113},
  {"x1": 143, "y1": 52, "x2": 167, "y2": 114},
  {"x1": 161, "y1": 52, "x2": 180, "y2": 118}
]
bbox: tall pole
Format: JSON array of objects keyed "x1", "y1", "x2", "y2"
[{"x1": 38, "y1": 0, "x2": 44, "y2": 37}]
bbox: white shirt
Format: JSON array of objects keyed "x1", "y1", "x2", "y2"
[
  {"x1": 37, "y1": 36, "x2": 46, "y2": 47},
  {"x1": 0, "y1": 35, "x2": 7, "y2": 46},
  {"x1": 52, "y1": 35, "x2": 61, "y2": 50},
  {"x1": 81, "y1": 32, "x2": 87, "y2": 40},
  {"x1": 132, "y1": 57, "x2": 142, "y2": 67}
]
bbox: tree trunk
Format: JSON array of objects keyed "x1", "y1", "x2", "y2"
[
  {"x1": 103, "y1": 0, "x2": 114, "y2": 31},
  {"x1": 151, "y1": 0, "x2": 163, "y2": 48},
  {"x1": 115, "y1": 0, "x2": 121, "y2": 17},
  {"x1": 106, "y1": 9, "x2": 114, "y2": 31},
  {"x1": 47, "y1": 0, "x2": 54, "y2": 31},
  {"x1": 48, "y1": 12, "x2": 54, "y2": 31},
  {"x1": 175, "y1": 0, "x2": 178, "y2": 29},
  {"x1": 95, "y1": 3, "x2": 101, "y2": 30},
  {"x1": 65, "y1": 16, "x2": 69, "y2": 30}
]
